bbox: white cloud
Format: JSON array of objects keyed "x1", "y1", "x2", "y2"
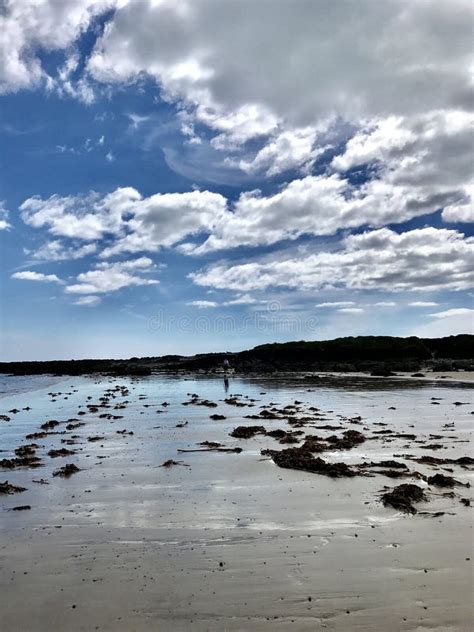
[
  {"x1": 19, "y1": 187, "x2": 227, "y2": 258},
  {"x1": 186, "y1": 300, "x2": 217, "y2": 309},
  {"x1": 4, "y1": 0, "x2": 473, "y2": 313},
  {"x1": 429, "y1": 308, "x2": 474, "y2": 319},
  {"x1": 373, "y1": 301, "x2": 396, "y2": 307},
  {"x1": 83, "y1": 0, "x2": 473, "y2": 181},
  {"x1": 74, "y1": 295, "x2": 102, "y2": 306},
  {"x1": 411, "y1": 308, "x2": 474, "y2": 337},
  {"x1": 338, "y1": 308, "x2": 364, "y2": 314},
  {"x1": 184, "y1": 172, "x2": 465, "y2": 254},
  {"x1": 9, "y1": 2, "x2": 472, "y2": 261},
  {"x1": 316, "y1": 301, "x2": 355, "y2": 308},
  {"x1": 19, "y1": 187, "x2": 228, "y2": 257},
  {"x1": 24, "y1": 171, "x2": 463, "y2": 259},
  {"x1": 101, "y1": 190, "x2": 228, "y2": 257},
  {"x1": 0, "y1": 0, "x2": 122, "y2": 94},
  {"x1": 88, "y1": 1, "x2": 473, "y2": 133},
  {"x1": 65, "y1": 257, "x2": 159, "y2": 294},
  {"x1": 54, "y1": 53, "x2": 96, "y2": 104},
  {"x1": 0, "y1": 201, "x2": 11, "y2": 230},
  {"x1": 441, "y1": 185, "x2": 474, "y2": 223},
  {"x1": 232, "y1": 127, "x2": 324, "y2": 177},
  {"x1": 223, "y1": 294, "x2": 259, "y2": 306},
  {"x1": 332, "y1": 111, "x2": 473, "y2": 227},
  {"x1": 30, "y1": 240, "x2": 97, "y2": 261},
  {"x1": 20, "y1": 188, "x2": 140, "y2": 240},
  {"x1": 409, "y1": 301, "x2": 439, "y2": 307},
  {"x1": 190, "y1": 227, "x2": 474, "y2": 293},
  {"x1": 2, "y1": 1, "x2": 472, "y2": 191},
  {"x1": 12, "y1": 270, "x2": 62, "y2": 283},
  {"x1": 127, "y1": 113, "x2": 151, "y2": 129}
]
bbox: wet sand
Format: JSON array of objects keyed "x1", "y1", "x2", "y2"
[{"x1": 0, "y1": 374, "x2": 472, "y2": 631}]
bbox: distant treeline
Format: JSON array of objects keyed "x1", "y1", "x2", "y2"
[{"x1": 0, "y1": 335, "x2": 472, "y2": 376}]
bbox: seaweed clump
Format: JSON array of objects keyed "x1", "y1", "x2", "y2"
[
  {"x1": 381, "y1": 484, "x2": 426, "y2": 514},
  {"x1": 262, "y1": 447, "x2": 356, "y2": 478}
]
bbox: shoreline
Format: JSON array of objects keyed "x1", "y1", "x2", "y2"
[{"x1": 0, "y1": 334, "x2": 472, "y2": 378}]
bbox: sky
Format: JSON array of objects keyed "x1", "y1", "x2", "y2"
[{"x1": 0, "y1": 0, "x2": 473, "y2": 361}]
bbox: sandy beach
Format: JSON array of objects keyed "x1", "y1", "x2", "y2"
[{"x1": 0, "y1": 374, "x2": 472, "y2": 631}]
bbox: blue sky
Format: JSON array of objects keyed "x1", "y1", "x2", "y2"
[{"x1": 0, "y1": 0, "x2": 473, "y2": 361}]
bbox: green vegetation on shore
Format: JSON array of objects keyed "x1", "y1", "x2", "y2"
[{"x1": 0, "y1": 335, "x2": 472, "y2": 376}]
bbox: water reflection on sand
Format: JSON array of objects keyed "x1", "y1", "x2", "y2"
[{"x1": 0, "y1": 373, "x2": 472, "y2": 631}]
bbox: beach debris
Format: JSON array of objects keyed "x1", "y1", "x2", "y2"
[
  {"x1": 230, "y1": 425, "x2": 266, "y2": 438},
  {"x1": 183, "y1": 395, "x2": 218, "y2": 407},
  {"x1": 66, "y1": 422, "x2": 85, "y2": 430},
  {"x1": 245, "y1": 408, "x2": 283, "y2": 420},
  {"x1": 360, "y1": 460, "x2": 408, "y2": 470},
  {"x1": 177, "y1": 447, "x2": 243, "y2": 454},
  {"x1": 262, "y1": 447, "x2": 357, "y2": 477},
  {"x1": 0, "y1": 455, "x2": 42, "y2": 469},
  {"x1": 378, "y1": 469, "x2": 416, "y2": 479},
  {"x1": 87, "y1": 436, "x2": 105, "y2": 442},
  {"x1": 40, "y1": 420, "x2": 60, "y2": 430},
  {"x1": 224, "y1": 397, "x2": 249, "y2": 407},
  {"x1": 9, "y1": 505, "x2": 31, "y2": 511},
  {"x1": 419, "y1": 511, "x2": 446, "y2": 518},
  {"x1": 161, "y1": 459, "x2": 187, "y2": 467},
  {"x1": 312, "y1": 424, "x2": 344, "y2": 431},
  {"x1": 198, "y1": 441, "x2": 222, "y2": 448},
  {"x1": 427, "y1": 473, "x2": 470, "y2": 488},
  {"x1": 14, "y1": 444, "x2": 38, "y2": 457},
  {"x1": 399, "y1": 455, "x2": 474, "y2": 467},
  {"x1": 390, "y1": 433, "x2": 417, "y2": 440},
  {"x1": 266, "y1": 429, "x2": 302, "y2": 444},
  {"x1": 0, "y1": 481, "x2": 27, "y2": 495},
  {"x1": 53, "y1": 463, "x2": 80, "y2": 477},
  {"x1": 210, "y1": 414, "x2": 226, "y2": 420},
  {"x1": 48, "y1": 448, "x2": 76, "y2": 458},
  {"x1": 381, "y1": 484, "x2": 426, "y2": 514},
  {"x1": 300, "y1": 436, "x2": 328, "y2": 452},
  {"x1": 460, "y1": 498, "x2": 471, "y2": 507},
  {"x1": 358, "y1": 460, "x2": 415, "y2": 478},
  {"x1": 0, "y1": 415, "x2": 11, "y2": 422},
  {"x1": 26, "y1": 430, "x2": 66, "y2": 440},
  {"x1": 325, "y1": 430, "x2": 366, "y2": 450}
]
